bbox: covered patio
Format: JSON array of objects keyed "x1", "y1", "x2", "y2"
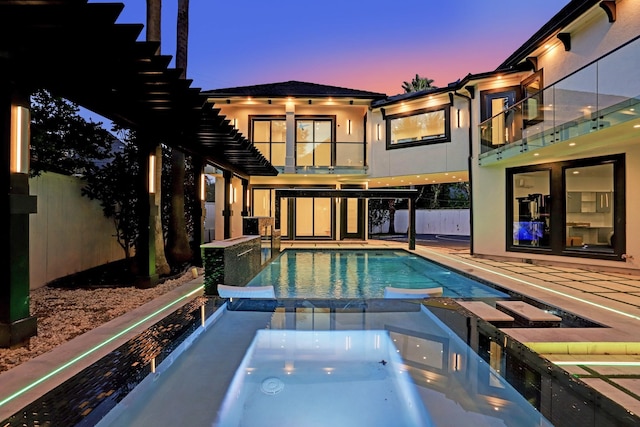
[{"x1": 1, "y1": 0, "x2": 276, "y2": 346}]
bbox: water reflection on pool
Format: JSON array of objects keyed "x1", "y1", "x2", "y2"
[{"x1": 247, "y1": 249, "x2": 509, "y2": 299}]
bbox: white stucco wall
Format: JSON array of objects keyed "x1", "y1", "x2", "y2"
[
  {"x1": 29, "y1": 172, "x2": 124, "y2": 289},
  {"x1": 368, "y1": 97, "x2": 469, "y2": 179},
  {"x1": 536, "y1": 2, "x2": 640, "y2": 89}
]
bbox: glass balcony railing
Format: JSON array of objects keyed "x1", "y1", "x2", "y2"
[
  {"x1": 479, "y1": 37, "x2": 640, "y2": 165},
  {"x1": 294, "y1": 140, "x2": 367, "y2": 174}
]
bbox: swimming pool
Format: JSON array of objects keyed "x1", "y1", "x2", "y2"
[
  {"x1": 246, "y1": 249, "x2": 509, "y2": 299},
  {"x1": 97, "y1": 300, "x2": 554, "y2": 427}
]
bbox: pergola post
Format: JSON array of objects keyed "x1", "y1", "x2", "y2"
[
  {"x1": 241, "y1": 178, "x2": 249, "y2": 217},
  {"x1": 223, "y1": 170, "x2": 232, "y2": 239},
  {"x1": 1, "y1": 82, "x2": 37, "y2": 347},
  {"x1": 192, "y1": 158, "x2": 205, "y2": 266},
  {"x1": 135, "y1": 139, "x2": 159, "y2": 288}
]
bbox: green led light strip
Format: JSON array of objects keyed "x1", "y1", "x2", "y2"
[
  {"x1": 415, "y1": 247, "x2": 640, "y2": 322},
  {"x1": 554, "y1": 360, "x2": 640, "y2": 366},
  {"x1": 0, "y1": 285, "x2": 204, "y2": 409}
]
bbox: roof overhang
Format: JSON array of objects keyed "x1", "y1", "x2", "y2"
[{"x1": 0, "y1": 0, "x2": 277, "y2": 178}]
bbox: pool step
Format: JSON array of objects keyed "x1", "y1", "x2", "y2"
[
  {"x1": 496, "y1": 300, "x2": 562, "y2": 327},
  {"x1": 457, "y1": 301, "x2": 515, "y2": 328}
]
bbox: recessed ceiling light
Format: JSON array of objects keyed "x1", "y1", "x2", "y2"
[
  {"x1": 573, "y1": 171, "x2": 580, "y2": 174},
  {"x1": 569, "y1": 142, "x2": 576, "y2": 146},
  {"x1": 634, "y1": 124, "x2": 640, "y2": 128},
  {"x1": 534, "y1": 153, "x2": 540, "y2": 156}
]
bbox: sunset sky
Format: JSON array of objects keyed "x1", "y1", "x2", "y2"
[{"x1": 93, "y1": 0, "x2": 569, "y2": 96}]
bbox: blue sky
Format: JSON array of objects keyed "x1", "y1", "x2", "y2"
[{"x1": 91, "y1": 0, "x2": 569, "y2": 95}]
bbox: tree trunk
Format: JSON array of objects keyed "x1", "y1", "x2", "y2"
[
  {"x1": 166, "y1": 0, "x2": 193, "y2": 264},
  {"x1": 388, "y1": 200, "x2": 396, "y2": 234},
  {"x1": 167, "y1": 148, "x2": 192, "y2": 263},
  {"x1": 146, "y1": 0, "x2": 171, "y2": 275}
]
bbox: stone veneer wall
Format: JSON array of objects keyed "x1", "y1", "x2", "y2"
[{"x1": 202, "y1": 236, "x2": 262, "y2": 295}]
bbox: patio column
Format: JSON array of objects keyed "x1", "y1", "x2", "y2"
[
  {"x1": 285, "y1": 102, "x2": 295, "y2": 173},
  {"x1": 135, "y1": 139, "x2": 159, "y2": 288},
  {"x1": 1, "y1": 82, "x2": 37, "y2": 347},
  {"x1": 223, "y1": 170, "x2": 232, "y2": 239},
  {"x1": 241, "y1": 178, "x2": 249, "y2": 217}
]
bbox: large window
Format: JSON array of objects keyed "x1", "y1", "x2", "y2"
[
  {"x1": 565, "y1": 163, "x2": 615, "y2": 253},
  {"x1": 507, "y1": 155, "x2": 625, "y2": 259},
  {"x1": 296, "y1": 118, "x2": 333, "y2": 167},
  {"x1": 251, "y1": 117, "x2": 286, "y2": 166},
  {"x1": 512, "y1": 170, "x2": 550, "y2": 248},
  {"x1": 386, "y1": 105, "x2": 450, "y2": 149}
]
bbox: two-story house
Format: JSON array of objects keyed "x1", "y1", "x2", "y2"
[{"x1": 204, "y1": 0, "x2": 639, "y2": 274}]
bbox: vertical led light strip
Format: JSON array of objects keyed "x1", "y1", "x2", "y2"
[
  {"x1": 200, "y1": 173, "x2": 206, "y2": 201},
  {"x1": 11, "y1": 105, "x2": 30, "y2": 174},
  {"x1": 148, "y1": 154, "x2": 156, "y2": 193}
]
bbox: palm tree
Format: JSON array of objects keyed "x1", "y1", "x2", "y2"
[
  {"x1": 146, "y1": 0, "x2": 171, "y2": 276},
  {"x1": 401, "y1": 74, "x2": 436, "y2": 93},
  {"x1": 166, "y1": 0, "x2": 193, "y2": 265}
]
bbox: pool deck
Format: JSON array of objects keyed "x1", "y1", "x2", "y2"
[{"x1": 2, "y1": 238, "x2": 640, "y2": 420}]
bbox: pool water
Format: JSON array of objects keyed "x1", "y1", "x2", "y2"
[
  {"x1": 247, "y1": 249, "x2": 509, "y2": 299},
  {"x1": 215, "y1": 330, "x2": 434, "y2": 427},
  {"x1": 97, "y1": 301, "x2": 554, "y2": 427}
]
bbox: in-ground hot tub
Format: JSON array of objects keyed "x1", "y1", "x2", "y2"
[{"x1": 215, "y1": 329, "x2": 434, "y2": 427}]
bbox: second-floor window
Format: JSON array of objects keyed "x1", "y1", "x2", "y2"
[
  {"x1": 296, "y1": 118, "x2": 333, "y2": 167},
  {"x1": 386, "y1": 105, "x2": 450, "y2": 149},
  {"x1": 251, "y1": 117, "x2": 286, "y2": 166}
]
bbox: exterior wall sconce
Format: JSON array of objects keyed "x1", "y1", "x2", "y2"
[
  {"x1": 376, "y1": 123, "x2": 381, "y2": 141},
  {"x1": 148, "y1": 154, "x2": 156, "y2": 193},
  {"x1": 246, "y1": 189, "x2": 250, "y2": 208},
  {"x1": 233, "y1": 118, "x2": 238, "y2": 128},
  {"x1": 347, "y1": 119, "x2": 352, "y2": 135},
  {"x1": 200, "y1": 173, "x2": 206, "y2": 201},
  {"x1": 229, "y1": 183, "x2": 236, "y2": 204},
  {"x1": 11, "y1": 105, "x2": 30, "y2": 174}
]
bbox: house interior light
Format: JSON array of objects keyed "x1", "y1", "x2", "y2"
[
  {"x1": 11, "y1": 105, "x2": 30, "y2": 174},
  {"x1": 148, "y1": 154, "x2": 156, "y2": 193}
]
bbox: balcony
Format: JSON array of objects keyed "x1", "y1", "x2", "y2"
[
  {"x1": 479, "y1": 37, "x2": 640, "y2": 166},
  {"x1": 293, "y1": 140, "x2": 368, "y2": 175}
]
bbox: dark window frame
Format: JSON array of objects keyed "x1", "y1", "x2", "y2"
[
  {"x1": 249, "y1": 115, "x2": 287, "y2": 165},
  {"x1": 506, "y1": 154, "x2": 626, "y2": 261},
  {"x1": 294, "y1": 115, "x2": 336, "y2": 167},
  {"x1": 385, "y1": 105, "x2": 451, "y2": 150}
]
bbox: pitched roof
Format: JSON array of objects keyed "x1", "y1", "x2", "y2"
[{"x1": 202, "y1": 80, "x2": 387, "y2": 99}]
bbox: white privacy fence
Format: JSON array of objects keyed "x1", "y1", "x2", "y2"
[{"x1": 371, "y1": 209, "x2": 470, "y2": 236}]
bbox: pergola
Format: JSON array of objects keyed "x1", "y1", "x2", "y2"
[
  {"x1": 275, "y1": 188, "x2": 419, "y2": 249},
  {"x1": 1, "y1": 1, "x2": 277, "y2": 346}
]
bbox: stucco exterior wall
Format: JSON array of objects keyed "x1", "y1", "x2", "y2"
[
  {"x1": 536, "y1": 2, "x2": 640, "y2": 89},
  {"x1": 368, "y1": 97, "x2": 469, "y2": 179},
  {"x1": 29, "y1": 172, "x2": 124, "y2": 289}
]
